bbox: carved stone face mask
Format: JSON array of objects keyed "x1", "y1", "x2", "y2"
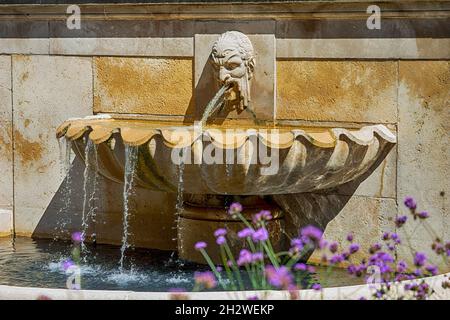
[{"x1": 211, "y1": 31, "x2": 255, "y2": 111}]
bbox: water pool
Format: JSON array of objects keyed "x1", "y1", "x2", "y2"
[{"x1": 0, "y1": 237, "x2": 364, "y2": 292}]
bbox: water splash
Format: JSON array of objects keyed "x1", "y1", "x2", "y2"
[
  {"x1": 80, "y1": 139, "x2": 99, "y2": 254},
  {"x1": 119, "y1": 145, "x2": 138, "y2": 272},
  {"x1": 200, "y1": 84, "x2": 229, "y2": 124}
]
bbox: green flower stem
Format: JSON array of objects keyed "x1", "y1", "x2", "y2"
[
  {"x1": 244, "y1": 264, "x2": 258, "y2": 289},
  {"x1": 220, "y1": 246, "x2": 237, "y2": 291},
  {"x1": 199, "y1": 249, "x2": 227, "y2": 290},
  {"x1": 262, "y1": 241, "x2": 279, "y2": 267},
  {"x1": 223, "y1": 243, "x2": 245, "y2": 290}
]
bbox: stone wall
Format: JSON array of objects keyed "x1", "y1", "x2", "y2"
[{"x1": 0, "y1": 1, "x2": 448, "y2": 269}]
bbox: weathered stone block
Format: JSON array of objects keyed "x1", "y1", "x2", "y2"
[
  {"x1": 397, "y1": 61, "x2": 450, "y2": 271},
  {"x1": 12, "y1": 55, "x2": 93, "y2": 235},
  {"x1": 277, "y1": 61, "x2": 397, "y2": 123},
  {"x1": 93, "y1": 57, "x2": 193, "y2": 116},
  {"x1": 0, "y1": 56, "x2": 13, "y2": 213},
  {"x1": 0, "y1": 209, "x2": 12, "y2": 237},
  {"x1": 50, "y1": 37, "x2": 193, "y2": 57},
  {"x1": 308, "y1": 196, "x2": 397, "y2": 264},
  {"x1": 335, "y1": 142, "x2": 397, "y2": 199}
]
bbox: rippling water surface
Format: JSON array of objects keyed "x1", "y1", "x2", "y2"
[{"x1": 0, "y1": 237, "x2": 363, "y2": 291}]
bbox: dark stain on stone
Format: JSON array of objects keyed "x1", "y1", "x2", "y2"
[{"x1": 14, "y1": 129, "x2": 44, "y2": 166}]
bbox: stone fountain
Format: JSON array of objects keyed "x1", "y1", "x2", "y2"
[{"x1": 57, "y1": 31, "x2": 396, "y2": 263}]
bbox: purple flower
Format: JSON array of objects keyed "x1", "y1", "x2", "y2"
[
  {"x1": 417, "y1": 211, "x2": 429, "y2": 219},
  {"x1": 404, "y1": 196, "x2": 417, "y2": 210},
  {"x1": 329, "y1": 254, "x2": 344, "y2": 264},
  {"x1": 194, "y1": 271, "x2": 217, "y2": 289},
  {"x1": 425, "y1": 264, "x2": 438, "y2": 276},
  {"x1": 432, "y1": 241, "x2": 445, "y2": 255},
  {"x1": 382, "y1": 232, "x2": 390, "y2": 241},
  {"x1": 214, "y1": 228, "x2": 227, "y2": 237},
  {"x1": 251, "y1": 227, "x2": 269, "y2": 243},
  {"x1": 251, "y1": 252, "x2": 264, "y2": 263},
  {"x1": 329, "y1": 241, "x2": 338, "y2": 253},
  {"x1": 414, "y1": 269, "x2": 423, "y2": 277},
  {"x1": 349, "y1": 243, "x2": 360, "y2": 254},
  {"x1": 414, "y1": 252, "x2": 427, "y2": 267},
  {"x1": 253, "y1": 210, "x2": 273, "y2": 223},
  {"x1": 346, "y1": 233, "x2": 354, "y2": 242},
  {"x1": 265, "y1": 266, "x2": 293, "y2": 289},
  {"x1": 307, "y1": 265, "x2": 316, "y2": 273},
  {"x1": 395, "y1": 215, "x2": 408, "y2": 228},
  {"x1": 247, "y1": 295, "x2": 259, "y2": 300},
  {"x1": 311, "y1": 283, "x2": 321, "y2": 291},
  {"x1": 62, "y1": 259, "x2": 75, "y2": 271},
  {"x1": 369, "y1": 243, "x2": 382, "y2": 254},
  {"x1": 396, "y1": 260, "x2": 408, "y2": 273},
  {"x1": 347, "y1": 264, "x2": 357, "y2": 275},
  {"x1": 294, "y1": 263, "x2": 307, "y2": 271},
  {"x1": 216, "y1": 236, "x2": 226, "y2": 246},
  {"x1": 194, "y1": 241, "x2": 207, "y2": 251},
  {"x1": 71, "y1": 232, "x2": 84, "y2": 243},
  {"x1": 290, "y1": 238, "x2": 304, "y2": 251},
  {"x1": 237, "y1": 249, "x2": 252, "y2": 266},
  {"x1": 228, "y1": 202, "x2": 243, "y2": 216},
  {"x1": 300, "y1": 225, "x2": 323, "y2": 246},
  {"x1": 237, "y1": 228, "x2": 253, "y2": 239}
]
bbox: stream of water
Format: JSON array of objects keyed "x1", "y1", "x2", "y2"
[{"x1": 119, "y1": 145, "x2": 139, "y2": 272}]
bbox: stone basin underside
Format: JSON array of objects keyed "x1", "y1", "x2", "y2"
[{"x1": 57, "y1": 117, "x2": 396, "y2": 195}]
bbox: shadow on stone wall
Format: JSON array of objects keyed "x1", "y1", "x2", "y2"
[{"x1": 32, "y1": 156, "x2": 178, "y2": 251}]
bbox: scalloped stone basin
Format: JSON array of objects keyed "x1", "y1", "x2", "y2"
[{"x1": 56, "y1": 116, "x2": 396, "y2": 195}]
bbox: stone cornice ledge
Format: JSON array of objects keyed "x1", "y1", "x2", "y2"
[{"x1": 1, "y1": 1, "x2": 450, "y2": 20}]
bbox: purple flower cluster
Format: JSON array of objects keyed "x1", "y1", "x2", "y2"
[
  {"x1": 237, "y1": 249, "x2": 264, "y2": 266},
  {"x1": 413, "y1": 252, "x2": 427, "y2": 267},
  {"x1": 293, "y1": 263, "x2": 315, "y2": 273},
  {"x1": 194, "y1": 241, "x2": 207, "y2": 251},
  {"x1": 265, "y1": 266, "x2": 293, "y2": 289},
  {"x1": 395, "y1": 215, "x2": 408, "y2": 228},
  {"x1": 300, "y1": 225, "x2": 323, "y2": 247},
  {"x1": 237, "y1": 228, "x2": 253, "y2": 239},
  {"x1": 404, "y1": 281, "x2": 431, "y2": 300},
  {"x1": 71, "y1": 231, "x2": 84, "y2": 243},
  {"x1": 228, "y1": 202, "x2": 243, "y2": 216},
  {"x1": 252, "y1": 210, "x2": 273, "y2": 224},
  {"x1": 404, "y1": 196, "x2": 417, "y2": 210},
  {"x1": 194, "y1": 271, "x2": 217, "y2": 289},
  {"x1": 251, "y1": 228, "x2": 269, "y2": 243}
]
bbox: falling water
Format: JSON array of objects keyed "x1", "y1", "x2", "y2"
[
  {"x1": 244, "y1": 105, "x2": 263, "y2": 126},
  {"x1": 200, "y1": 84, "x2": 230, "y2": 124},
  {"x1": 55, "y1": 138, "x2": 73, "y2": 239},
  {"x1": 119, "y1": 145, "x2": 138, "y2": 272},
  {"x1": 80, "y1": 139, "x2": 99, "y2": 257},
  {"x1": 174, "y1": 148, "x2": 186, "y2": 250}
]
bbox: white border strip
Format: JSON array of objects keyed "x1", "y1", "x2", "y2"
[
  {"x1": 0, "y1": 273, "x2": 448, "y2": 300},
  {"x1": 1, "y1": 38, "x2": 449, "y2": 59},
  {"x1": 277, "y1": 38, "x2": 450, "y2": 59}
]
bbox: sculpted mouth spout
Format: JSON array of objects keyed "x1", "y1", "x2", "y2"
[{"x1": 211, "y1": 31, "x2": 255, "y2": 111}]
